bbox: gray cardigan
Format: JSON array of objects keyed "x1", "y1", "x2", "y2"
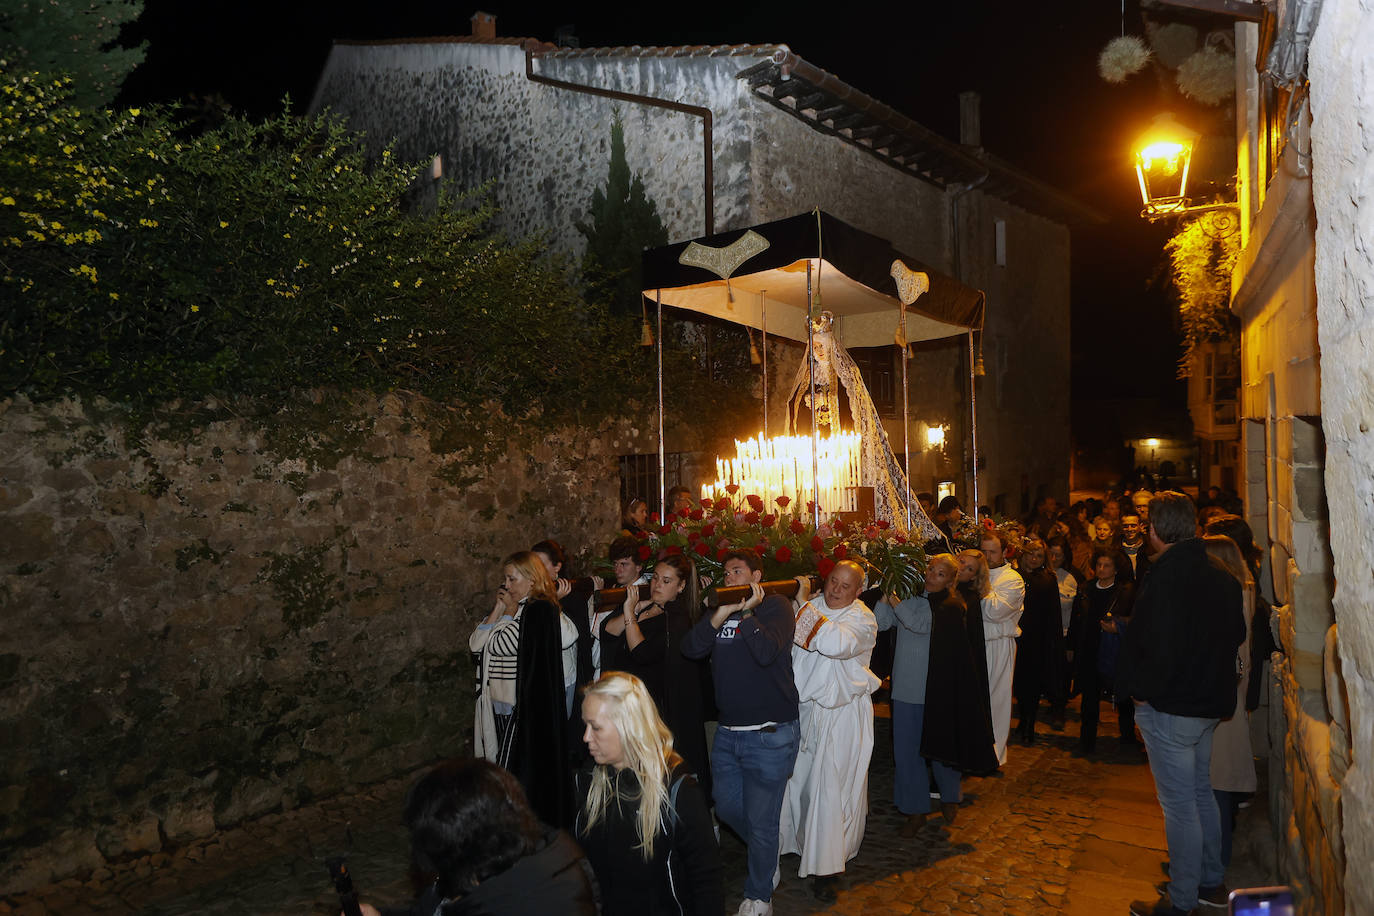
[{"x1": 873, "y1": 595, "x2": 934, "y2": 705}]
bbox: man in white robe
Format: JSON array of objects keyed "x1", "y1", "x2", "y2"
[
  {"x1": 778, "y1": 560, "x2": 879, "y2": 902},
  {"x1": 980, "y1": 531, "x2": 1025, "y2": 765}
]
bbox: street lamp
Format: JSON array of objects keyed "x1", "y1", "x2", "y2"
[
  {"x1": 1132, "y1": 113, "x2": 1239, "y2": 222},
  {"x1": 1134, "y1": 113, "x2": 1199, "y2": 218}
]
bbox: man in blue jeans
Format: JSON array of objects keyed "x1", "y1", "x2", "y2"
[
  {"x1": 1118, "y1": 492, "x2": 1245, "y2": 916},
  {"x1": 682, "y1": 550, "x2": 800, "y2": 916}
]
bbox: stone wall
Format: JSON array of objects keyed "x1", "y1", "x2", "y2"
[
  {"x1": 309, "y1": 42, "x2": 765, "y2": 250},
  {"x1": 956, "y1": 193, "x2": 1073, "y2": 513},
  {"x1": 1309, "y1": 1, "x2": 1374, "y2": 910},
  {"x1": 0, "y1": 391, "x2": 677, "y2": 893},
  {"x1": 1230, "y1": 123, "x2": 1345, "y2": 916}
]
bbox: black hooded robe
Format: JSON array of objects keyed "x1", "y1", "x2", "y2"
[{"x1": 920, "y1": 588, "x2": 999, "y2": 774}]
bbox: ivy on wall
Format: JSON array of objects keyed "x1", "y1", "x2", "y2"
[{"x1": 1164, "y1": 210, "x2": 1240, "y2": 376}]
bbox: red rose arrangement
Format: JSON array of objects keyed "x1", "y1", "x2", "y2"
[{"x1": 596, "y1": 489, "x2": 929, "y2": 599}]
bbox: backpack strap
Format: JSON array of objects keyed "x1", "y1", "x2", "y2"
[{"x1": 664, "y1": 772, "x2": 687, "y2": 834}]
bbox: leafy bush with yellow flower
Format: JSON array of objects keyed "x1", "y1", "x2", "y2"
[{"x1": 0, "y1": 65, "x2": 649, "y2": 420}]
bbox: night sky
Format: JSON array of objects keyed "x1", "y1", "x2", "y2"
[{"x1": 117, "y1": 0, "x2": 1186, "y2": 417}]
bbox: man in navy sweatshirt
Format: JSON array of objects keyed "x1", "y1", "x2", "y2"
[{"x1": 682, "y1": 550, "x2": 799, "y2": 916}]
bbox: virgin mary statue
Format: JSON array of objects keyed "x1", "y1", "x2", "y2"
[{"x1": 784, "y1": 311, "x2": 944, "y2": 543}]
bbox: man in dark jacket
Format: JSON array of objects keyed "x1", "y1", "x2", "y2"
[{"x1": 1120, "y1": 492, "x2": 1245, "y2": 916}]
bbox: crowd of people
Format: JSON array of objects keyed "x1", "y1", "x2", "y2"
[{"x1": 351, "y1": 485, "x2": 1272, "y2": 916}]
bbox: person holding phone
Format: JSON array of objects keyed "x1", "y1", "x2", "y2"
[{"x1": 470, "y1": 551, "x2": 580, "y2": 828}]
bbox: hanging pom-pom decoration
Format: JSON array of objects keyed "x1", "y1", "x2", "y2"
[
  {"x1": 1176, "y1": 46, "x2": 1235, "y2": 106},
  {"x1": 1098, "y1": 36, "x2": 1151, "y2": 83}
]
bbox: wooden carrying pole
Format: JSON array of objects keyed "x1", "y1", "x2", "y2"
[{"x1": 594, "y1": 575, "x2": 820, "y2": 610}]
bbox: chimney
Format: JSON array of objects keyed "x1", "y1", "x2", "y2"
[
  {"x1": 959, "y1": 91, "x2": 981, "y2": 148},
  {"x1": 554, "y1": 24, "x2": 580, "y2": 48},
  {"x1": 471, "y1": 10, "x2": 496, "y2": 40}
]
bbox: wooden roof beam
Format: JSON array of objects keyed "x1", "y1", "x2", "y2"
[{"x1": 1149, "y1": 0, "x2": 1261, "y2": 20}]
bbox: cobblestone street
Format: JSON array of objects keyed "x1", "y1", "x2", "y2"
[{"x1": 2, "y1": 703, "x2": 1274, "y2": 915}]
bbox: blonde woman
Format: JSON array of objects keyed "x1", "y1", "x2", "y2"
[
  {"x1": 470, "y1": 550, "x2": 579, "y2": 827},
  {"x1": 576, "y1": 671, "x2": 723, "y2": 916},
  {"x1": 1201, "y1": 534, "x2": 1257, "y2": 871}
]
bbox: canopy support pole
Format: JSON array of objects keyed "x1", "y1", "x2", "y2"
[
  {"x1": 760, "y1": 290, "x2": 768, "y2": 440},
  {"x1": 657, "y1": 290, "x2": 665, "y2": 517},
  {"x1": 967, "y1": 329, "x2": 980, "y2": 523},
  {"x1": 807, "y1": 261, "x2": 820, "y2": 528},
  {"x1": 901, "y1": 306, "x2": 911, "y2": 530}
]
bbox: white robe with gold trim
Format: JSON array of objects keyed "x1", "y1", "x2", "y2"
[{"x1": 779, "y1": 596, "x2": 880, "y2": 877}]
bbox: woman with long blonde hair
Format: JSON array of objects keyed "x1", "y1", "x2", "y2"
[
  {"x1": 576, "y1": 671, "x2": 722, "y2": 916},
  {"x1": 470, "y1": 550, "x2": 580, "y2": 827},
  {"x1": 1202, "y1": 534, "x2": 1256, "y2": 870}
]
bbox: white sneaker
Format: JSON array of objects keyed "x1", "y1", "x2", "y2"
[{"x1": 735, "y1": 900, "x2": 772, "y2": 916}]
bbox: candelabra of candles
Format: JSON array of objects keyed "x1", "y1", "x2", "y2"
[{"x1": 700, "y1": 433, "x2": 863, "y2": 515}]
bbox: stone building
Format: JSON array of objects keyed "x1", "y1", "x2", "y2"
[
  {"x1": 308, "y1": 14, "x2": 1100, "y2": 515},
  {"x1": 1219, "y1": 0, "x2": 1372, "y2": 910}
]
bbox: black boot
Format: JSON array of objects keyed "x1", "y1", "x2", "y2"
[{"x1": 812, "y1": 875, "x2": 840, "y2": 902}]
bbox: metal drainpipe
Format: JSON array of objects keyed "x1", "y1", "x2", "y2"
[
  {"x1": 949, "y1": 174, "x2": 987, "y2": 521},
  {"x1": 525, "y1": 46, "x2": 714, "y2": 237}
]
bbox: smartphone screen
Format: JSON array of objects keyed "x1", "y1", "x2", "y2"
[{"x1": 1229, "y1": 886, "x2": 1295, "y2": 915}]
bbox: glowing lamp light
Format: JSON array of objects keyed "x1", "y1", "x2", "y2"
[
  {"x1": 1134, "y1": 113, "x2": 1200, "y2": 217},
  {"x1": 1145, "y1": 438, "x2": 1161, "y2": 448},
  {"x1": 926, "y1": 425, "x2": 946, "y2": 449}
]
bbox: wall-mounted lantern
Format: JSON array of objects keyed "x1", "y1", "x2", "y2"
[
  {"x1": 1134, "y1": 113, "x2": 1199, "y2": 218},
  {"x1": 1133, "y1": 113, "x2": 1237, "y2": 222}
]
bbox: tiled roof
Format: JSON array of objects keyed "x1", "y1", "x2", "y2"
[
  {"x1": 330, "y1": 37, "x2": 782, "y2": 58},
  {"x1": 738, "y1": 50, "x2": 1103, "y2": 225},
  {"x1": 536, "y1": 43, "x2": 785, "y2": 60},
  {"x1": 333, "y1": 35, "x2": 555, "y2": 49}
]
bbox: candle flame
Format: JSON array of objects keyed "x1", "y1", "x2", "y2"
[{"x1": 700, "y1": 433, "x2": 863, "y2": 514}]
